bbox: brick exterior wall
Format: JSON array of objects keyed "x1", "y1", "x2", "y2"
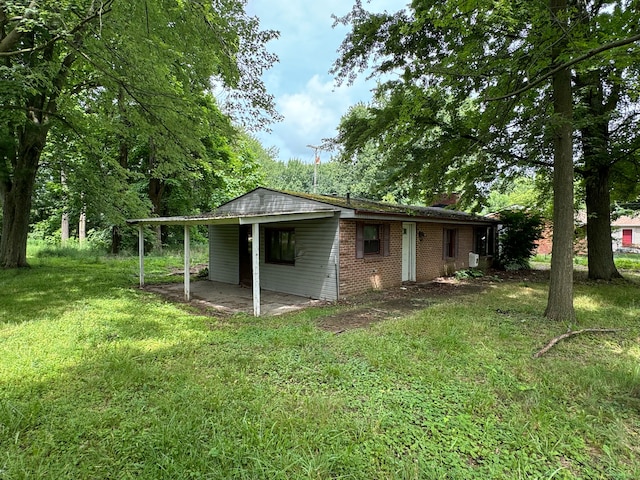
[
  {"x1": 416, "y1": 223, "x2": 475, "y2": 280},
  {"x1": 339, "y1": 220, "x2": 403, "y2": 297},
  {"x1": 535, "y1": 222, "x2": 588, "y2": 256},
  {"x1": 416, "y1": 223, "x2": 442, "y2": 280},
  {"x1": 339, "y1": 219, "x2": 476, "y2": 298},
  {"x1": 535, "y1": 224, "x2": 553, "y2": 255}
]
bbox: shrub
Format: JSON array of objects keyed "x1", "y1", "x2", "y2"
[
  {"x1": 497, "y1": 210, "x2": 544, "y2": 271},
  {"x1": 454, "y1": 268, "x2": 484, "y2": 280}
]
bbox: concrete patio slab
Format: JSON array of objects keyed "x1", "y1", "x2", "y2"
[{"x1": 145, "y1": 280, "x2": 326, "y2": 316}]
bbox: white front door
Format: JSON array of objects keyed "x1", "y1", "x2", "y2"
[{"x1": 402, "y1": 222, "x2": 416, "y2": 282}]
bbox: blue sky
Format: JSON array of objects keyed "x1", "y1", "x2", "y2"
[{"x1": 246, "y1": 0, "x2": 405, "y2": 163}]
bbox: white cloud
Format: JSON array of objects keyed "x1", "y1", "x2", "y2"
[
  {"x1": 280, "y1": 76, "x2": 346, "y2": 135},
  {"x1": 246, "y1": 0, "x2": 406, "y2": 161},
  {"x1": 263, "y1": 75, "x2": 368, "y2": 161},
  {"x1": 279, "y1": 86, "x2": 339, "y2": 157}
]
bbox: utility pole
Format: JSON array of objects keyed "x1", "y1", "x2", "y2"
[{"x1": 306, "y1": 144, "x2": 322, "y2": 194}]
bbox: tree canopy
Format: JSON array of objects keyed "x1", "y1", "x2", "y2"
[
  {"x1": 332, "y1": 0, "x2": 640, "y2": 320},
  {"x1": 1, "y1": 0, "x2": 279, "y2": 265}
]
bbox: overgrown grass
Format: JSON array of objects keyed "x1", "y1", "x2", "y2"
[
  {"x1": 533, "y1": 253, "x2": 640, "y2": 272},
  {"x1": 1, "y1": 250, "x2": 639, "y2": 479},
  {"x1": 572, "y1": 254, "x2": 640, "y2": 272}
]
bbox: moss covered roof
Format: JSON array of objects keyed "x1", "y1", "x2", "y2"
[{"x1": 282, "y1": 190, "x2": 494, "y2": 224}]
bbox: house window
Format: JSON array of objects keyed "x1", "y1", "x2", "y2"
[
  {"x1": 444, "y1": 228, "x2": 458, "y2": 259},
  {"x1": 265, "y1": 228, "x2": 295, "y2": 265},
  {"x1": 364, "y1": 225, "x2": 381, "y2": 254},
  {"x1": 356, "y1": 222, "x2": 390, "y2": 258},
  {"x1": 622, "y1": 229, "x2": 633, "y2": 247},
  {"x1": 474, "y1": 226, "x2": 495, "y2": 256}
]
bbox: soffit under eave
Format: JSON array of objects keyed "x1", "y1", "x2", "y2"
[
  {"x1": 127, "y1": 210, "x2": 339, "y2": 227},
  {"x1": 341, "y1": 211, "x2": 498, "y2": 226}
]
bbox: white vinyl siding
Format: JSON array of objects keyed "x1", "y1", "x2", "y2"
[
  {"x1": 208, "y1": 225, "x2": 239, "y2": 284},
  {"x1": 612, "y1": 225, "x2": 640, "y2": 252},
  {"x1": 260, "y1": 216, "x2": 339, "y2": 301},
  {"x1": 208, "y1": 217, "x2": 340, "y2": 301}
]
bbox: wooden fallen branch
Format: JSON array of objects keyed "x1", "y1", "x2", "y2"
[{"x1": 533, "y1": 328, "x2": 622, "y2": 358}]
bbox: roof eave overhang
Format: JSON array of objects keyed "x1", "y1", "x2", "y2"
[
  {"x1": 127, "y1": 210, "x2": 339, "y2": 226},
  {"x1": 341, "y1": 209, "x2": 497, "y2": 226}
]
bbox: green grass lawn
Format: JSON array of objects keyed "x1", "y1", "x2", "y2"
[
  {"x1": 533, "y1": 252, "x2": 640, "y2": 272},
  {"x1": 1, "y1": 250, "x2": 639, "y2": 479}
]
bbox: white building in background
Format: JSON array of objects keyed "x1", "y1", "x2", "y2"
[{"x1": 612, "y1": 214, "x2": 640, "y2": 253}]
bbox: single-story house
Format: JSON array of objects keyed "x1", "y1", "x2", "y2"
[
  {"x1": 612, "y1": 213, "x2": 640, "y2": 253},
  {"x1": 128, "y1": 187, "x2": 498, "y2": 315}
]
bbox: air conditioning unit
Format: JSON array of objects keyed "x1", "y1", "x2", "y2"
[{"x1": 469, "y1": 252, "x2": 480, "y2": 268}]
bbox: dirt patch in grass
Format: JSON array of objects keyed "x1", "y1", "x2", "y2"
[
  {"x1": 150, "y1": 265, "x2": 557, "y2": 330},
  {"x1": 316, "y1": 268, "x2": 558, "y2": 333},
  {"x1": 317, "y1": 278, "x2": 488, "y2": 333}
]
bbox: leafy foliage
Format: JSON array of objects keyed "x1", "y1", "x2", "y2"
[
  {"x1": 484, "y1": 176, "x2": 553, "y2": 217},
  {"x1": 1, "y1": 0, "x2": 279, "y2": 264},
  {"x1": 331, "y1": 2, "x2": 555, "y2": 208},
  {"x1": 261, "y1": 145, "x2": 417, "y2": 203},
  {"x1": 454, "y1": 268, "x2": 484, "y2": 280},
  {"x1": 498, "y1": 210, "x2": 544, "y2": 271},
  {"x1": 331, "y1": 0, "x2": 640, "y2": 317}
]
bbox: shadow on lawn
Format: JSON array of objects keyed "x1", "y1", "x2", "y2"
[
  {"x1": 3, "y1": 259, "x2": 640, "y2": 477},
  {"x1": 3, "y1": 310, "x2": 640, "y2": 479},
  {"x1": 0, "y1": 332, "x2": 297, "y2": 478},
  {"x1": 0, "y1": 260, "x2": 139, "y2": 325}
]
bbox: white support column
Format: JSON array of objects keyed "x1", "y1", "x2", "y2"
[
  {"x1": 138, "y1": 224, "x2": 145, "y2": 287},
  {"x1": 184, "y1": 224, "x2": 191, "y2": 301},
  {"x1": 251, "y1": 222, "x2": 261, "y2": 316}
]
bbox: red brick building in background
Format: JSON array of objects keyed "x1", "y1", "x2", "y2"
[{"x1": 535, "y1": 211, "x2": 640, "y2": 256}]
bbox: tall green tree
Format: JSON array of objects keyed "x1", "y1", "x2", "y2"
[
  {"x1": 571, "y1": 1, "x2": 640, "y2": 280},
  {"x1": 0, "y1": 0, "x2": 278, "y2": 267},
  {"x1": 261, "y1": 142, "x2": 412, "y2": 202},
  {"x1": 485, "y1": 176, "x2": 552, "y2": 215},
  {"x1": 31, "y1": 94, "x2": 266, "y2": 252},
  {"x1": 546, "y1": 0, "x2": 575, "y2": 321},
  {"x1": 262, "y1": 158, "x2": 315, "y2": 193},
  {"x1": 332, "y1": 0, "x2": 640, "y2": 321}
]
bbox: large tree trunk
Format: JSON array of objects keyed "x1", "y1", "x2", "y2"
[
  {"x1": 545, "y1": 0, "x2": 576, "y2": 322},
  {"x1": 0, "y1": 124, "x2": 47, "y2": 268},
  {"x1": 147, "y1": 138, "x2": 166, "y2": 252},
  {"x1": 584, "y1": 167, "x2": 622, "y2": 280},
  {"x1": 575, "y1": 68, "x2": 622, "y2": 281},
  {"x1": 148, "y1": 177, "x2": 166, "y2": 251},
  {"x1": 1, "y1": 5, "x2": 91, "y2": 266}
]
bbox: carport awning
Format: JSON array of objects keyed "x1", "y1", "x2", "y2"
[
  {"x1": 129, "y1": 209, "x2": 339, "y2": 317},
  {"x1": 127, "y1": 209, "x2": 339, "y2": 226}
]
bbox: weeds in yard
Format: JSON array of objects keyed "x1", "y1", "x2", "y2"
[
  {"x1": 453, "y1": 268, "x2": 484, "y2": 280},
  {"x1": 1, "y1": 251, "x2": 639, "y2": 479}
]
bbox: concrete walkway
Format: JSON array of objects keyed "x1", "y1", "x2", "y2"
[{"x1": 145, "y1": 280, "x2": 326, "y2": 316}]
